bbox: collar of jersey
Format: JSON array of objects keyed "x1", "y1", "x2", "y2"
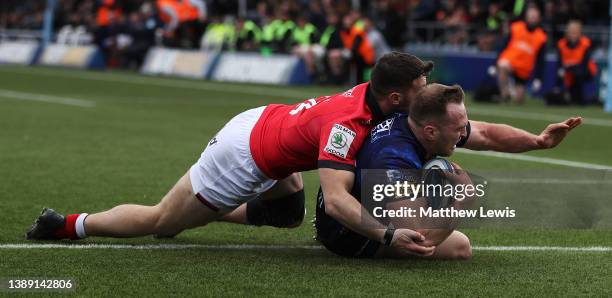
[{"x1": 365, "y1": 85, "x2": 386, "y2": 124}]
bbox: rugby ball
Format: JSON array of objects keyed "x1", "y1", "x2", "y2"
[
  {"x1": 422, "y1": 158, "x2": 455, "y2": 209},
  {"x1": 423, "y1": 157, "x2": 454, "y2": 173}
]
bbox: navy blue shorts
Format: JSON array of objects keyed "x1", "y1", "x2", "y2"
[{"x1": 315, "y1": 188, "x2": 381, "y2": 258}]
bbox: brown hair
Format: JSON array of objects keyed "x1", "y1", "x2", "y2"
[
  {"x1": 410, "y1": 83, "x2": 464, "y2": 125},
  {"x1": 370, "y1": 51, "x2": 434, "y2": 97}
]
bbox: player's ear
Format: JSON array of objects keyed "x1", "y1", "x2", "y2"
[
  {"x1": 388, "y1": 92, "x2": 401, "y2": 105},
  {"x1": 423, "y1": 125, "x2": 437, "y2": 141}
]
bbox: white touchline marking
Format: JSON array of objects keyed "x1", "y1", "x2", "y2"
[
  {"x1": 469, "y1": 107, "x2": 612, "y2": 128},
  {"x1": 0, "y1": 89, "x2": 96, "y2": 108},
  {"x1": 0, "y1": 243, "x2": 610, "y2": 252},
  {"x1": 0, "y1": 67, "x2": 315, "y2": 99},
  {"x1": 456, "y1": 149, "x2": 612, "y2": 171},
  {"x1": 487, "y1": 178, "x2": 612, "y2": 185},
  {"x1": 0, "y1": 244, "x2": 323, "y2": 250},
  {"x1": 5, "y1": 67, "x2": 612, "y2": 128},
  {"x1": 471, "y1": 246, "x2": 612, "y2": 252}
]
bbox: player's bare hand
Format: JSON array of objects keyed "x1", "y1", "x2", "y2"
[
  {"x1": 536, "y1": 117, "x2": 582, "y2": 149},
  {"x1": 390, "y1": 229, "x2": 436, "y2": 257}
]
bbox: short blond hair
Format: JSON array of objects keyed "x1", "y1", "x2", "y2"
[{"x1": 410, "y1": 83, "x2": 464, "y2": 125}]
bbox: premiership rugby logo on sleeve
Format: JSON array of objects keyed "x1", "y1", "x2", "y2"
[{"x1": 324, "y1": 124, "x2": 356, "y2": 159}]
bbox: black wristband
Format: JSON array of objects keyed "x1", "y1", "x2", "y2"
[{"x1": 383, "y1": 228, "x2": 396, "y2": 246}]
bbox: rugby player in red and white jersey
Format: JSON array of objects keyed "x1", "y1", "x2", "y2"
[{"x1": 26, "y1": 52, "x2": 581, "y2": 257}]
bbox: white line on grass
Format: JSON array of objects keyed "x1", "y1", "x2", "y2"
[
  {"x1": 0, "y1": 243, "x2": 611, "y2": 252},
  {"x1": 455, "y1": 149, "x2": 612, "y2": 171},
  {"x1": 5, "y1": 67, "x2": 612, "y2": 127},
  {"x1": 0, "y1": 243, "x2": 322, "y2": 250},
  {"x1": 488, "y1": 178, "x2": 612, "y2": 184},
  {"x1": 469, "y1": 107, "x2": 612, "y2": 127},
  {"x1": 472, "y1": 246, "x2": 612, "y2": 252},
  {"x1": 0, "y1": 67, "x2": 313, "y2": 99},
  {"x1": 0, "y1": 89, "x2": 96, "y2": 108},
  {"x1": 3, "y1": 68, "x2": 612, "y2": 171}
]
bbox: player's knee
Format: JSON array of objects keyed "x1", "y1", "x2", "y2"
[
  {"x1": 152, "y1": 205, "x2": 183, "y2": 236},
  {"x1": 452, "y1": 233, "x2": 473, "y2": 260},
  {"x1": 246, "y1": 189, "x2": 305, "y2": 228},
  {"x1": 284, "y1": 173, "x2": 304, "y2": 193},
  {"x1": 455, "y1": 244, "x2": 473, "y2": 260}
]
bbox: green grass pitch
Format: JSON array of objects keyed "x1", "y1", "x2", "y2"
[{"x1": 0, "y1": 65, "x2": 611, "y2": 296}]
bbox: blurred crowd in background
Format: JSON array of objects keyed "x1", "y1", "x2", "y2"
[{"x1": 0, "y1": 0, "x2": 610, "y2": 86}]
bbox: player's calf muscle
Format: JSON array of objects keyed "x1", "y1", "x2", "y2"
[
  {"x1": 85, "y1": 204, "x2": 162, "y2": 237},
  {"x1": 85, "y1": 172, "x2": 215, "y2": 237}
]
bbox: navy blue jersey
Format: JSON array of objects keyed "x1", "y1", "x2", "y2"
[
  {"x1": 315, "y1": 113, "x2": 471, "y2": 257},
  {"x1": 357, "y1": 114, "x2": 427, "y2": 170},
  {"x1": 352, "y1": 113, "x2": 470, "y2": 201}
]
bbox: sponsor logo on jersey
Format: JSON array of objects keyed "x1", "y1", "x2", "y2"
[
  {"x1": 324, "y1": 124, "x2": 356, "y2": 159},
  {"x1": 331, "y1": 132, "x2": 347, "y2": 148},
  {"x1": 371, "y1": 117, "x2": 395, "y2": 142}
]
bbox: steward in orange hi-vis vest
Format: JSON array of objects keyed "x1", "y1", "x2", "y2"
[
  {"x1": 157, "y1": 0, "x2": 180, "y2": 28},
  {"x1": 553, "y1": 20, "x2": 598, "y2": 105},
  {"x1": 498, "y1": 20, "x2": 547, "y2": 81},
  {"x1": 340, "y1": 26, "x2": 375, "y2": 66},
  {"x1": 179, "y1": 0, "x2": 206, "y2": 22},
  {"x1": 557, "y1": 36, "x2": 597, "y2": 87},
  {"x1": 95, "y1": 0, "x2": 122, "y2": 27}
]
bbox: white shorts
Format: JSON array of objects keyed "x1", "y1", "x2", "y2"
[{"x1": 189, "y1": 106, "x2": 277, "y2": 212}]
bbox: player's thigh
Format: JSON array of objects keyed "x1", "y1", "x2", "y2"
[
  {"x1": 377, "y1": 230, "x2": 471, "y2": 260},
  {"x1": 157, "y1": 171, "x2": 221, "y2": 230},
  {"x1": 259, "y1": 172, "x2": 303, "y2": 200}
]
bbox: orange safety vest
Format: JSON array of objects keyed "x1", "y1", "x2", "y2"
[
  {"x1": 96, "y1": 0, "x2": 122, "y2": 27},
  {"x1": 179, "y1": 0, "x2": 201, "y2": 21},
  {"x1": 157, "y1": 0, "x2": 181, "y2": 24},
  {"x1": 340, "y1": 26, "x2": 375, "y2": 65},
  {"x1": 557, "y1": 36, "x2": 597, "y2": 86},
  {"x1": 159, "y1": 0, "x2": 200, "y2": 23},
  {"x1": 498, "y1": 21, "x2": 547, "y2": 80}
]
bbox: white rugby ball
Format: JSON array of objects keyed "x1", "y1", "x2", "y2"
[
  {"x1": 423, "y1": 157, "x2": 454, "y2": 173},
  {"x1": 422, "y1": 157, "x2": 455, "y2": 209}
]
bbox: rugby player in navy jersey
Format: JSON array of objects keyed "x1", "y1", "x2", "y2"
[
  {"x1": 315, "y1": 83, "x2": 582, "y2": 259},
  {"x1": 27, "y1": 52, "x2": 581, "y2": 257}
]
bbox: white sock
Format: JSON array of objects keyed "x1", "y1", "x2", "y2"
[{"x1": 75, "y1": 213, "x2": 89, "y2": 239}]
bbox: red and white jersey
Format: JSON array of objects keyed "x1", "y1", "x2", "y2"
[{"x1": 249, "y1": 82, "x2": 385, "y2": 179}]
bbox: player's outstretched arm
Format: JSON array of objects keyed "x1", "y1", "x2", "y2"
[
  {"x1": 463, "y1": 117, "x2": 582, "y2": 153},
  {"x1": 318, "y1": 168, "x2": 435, "y2": 257}
]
